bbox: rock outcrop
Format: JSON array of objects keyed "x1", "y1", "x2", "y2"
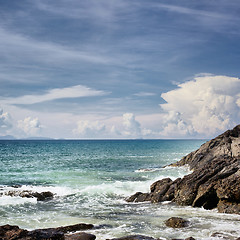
[{"x1": 127, "y1": 124, "x2": 240, "y2": 214}]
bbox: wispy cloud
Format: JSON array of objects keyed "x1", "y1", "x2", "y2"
[
  {"x1": 134, "y1": 92, "x2": 156, "y2": 97},
  {"x1": 2, "y1": 85, "x2": 109, "y2": 105},
  {"x1": 0, "y1": 27, "x2": 111, "y2": 66},
  {"x1": 155, "y1": 3, "x2": 234, "y2": 20},
  {"x1": 35, "y1": 0, "x2": 130, "y2": 22}
]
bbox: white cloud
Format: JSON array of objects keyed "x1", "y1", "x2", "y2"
[
  {"x1": 73, "y1": 120, "x2": 106, "y2": 138},
  {"x1": 72, "y1": 113, "x2": 155, "y2": 139},
  {"x1": 122, "y1": 113, "x2": 141, "y2": 137},
  {"x1": 160, "y1": 75, "x2": 240, "y2": 137},
  {"x1": 17, "y1": 117, "x2": 42, "y2": 136},
  {"x1": 0, "y1": 108, "x2": 12, "y2": 134},
  {"x1": 2, "y1": 85, "x2": 108, "y2": 105}
]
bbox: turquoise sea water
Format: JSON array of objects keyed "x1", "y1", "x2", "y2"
[{"x1": 1, "y1": 140, "x2": 240, "y2": 240}]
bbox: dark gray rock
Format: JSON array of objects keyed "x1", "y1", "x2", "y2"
[
  {"x1": 107, "y1": 235, "x2": 157, "y2": 240},
  {"x1": 27, "y1": 228, "x2": 64, "y2": 239},
  {"x1": 65, "y1": 232, "x2": 96, "y2": 240},
  {"x1": 126, "y1": 192, "x2": 151, "y2": 202},
  {"x1": 0, "y1": 223, "x2": 94, "y2": 240},
  {"x1": 1, "y1": 190, "x2": 54, "y2": 201},
  {"x1": 56, "y1": 223, "x2": 94, "y2": 233}
]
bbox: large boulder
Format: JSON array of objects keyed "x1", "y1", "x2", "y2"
[{"x1": 127, "y1": 178, "x2": 179, "y2": 203}]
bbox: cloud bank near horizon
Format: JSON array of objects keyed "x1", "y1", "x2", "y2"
[{"x1": 1, "y1": 75, "x2": 240, "y2": 139}]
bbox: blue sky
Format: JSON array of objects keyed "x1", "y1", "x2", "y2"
[{"x1": 0, "y1": 0, "x2": 240, "y2": 139}]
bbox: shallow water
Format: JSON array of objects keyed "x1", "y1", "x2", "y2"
[{"x1": 0, "y1": 139, "x2": 239, "y2": 239}]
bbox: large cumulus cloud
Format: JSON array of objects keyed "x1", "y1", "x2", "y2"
[{"x1": 160, "y1": 75, "x2": 240, "y2": 138}]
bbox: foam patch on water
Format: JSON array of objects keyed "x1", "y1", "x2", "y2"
[
  {"x1": 135, "y1": 168, "x2": 159, "y2": 173},
  {"x1": 0, "y1": 184, "x2": 77, "y2": 207},
  {"x1": 0, "y1": 195, "x2": 37, "y2": 206}
]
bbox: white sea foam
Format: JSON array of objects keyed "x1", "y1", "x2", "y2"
[
  {"x1": 135, "y1": 168, "x2": 159, "y2": 172},
  {"x1": 0, "y1": 195, "x2": 37, "y2": 206},
  {"x1": 0, "y1": 184, "x2": 77, "y2": 207}
]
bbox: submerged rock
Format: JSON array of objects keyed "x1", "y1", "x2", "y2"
[{"x1": 127, "y1": 124, "x2": 240, "y2": 214}]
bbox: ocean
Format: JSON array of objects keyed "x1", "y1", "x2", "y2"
[{"x1": 0, "y1": 139, "x2": 239, "y2": 240}]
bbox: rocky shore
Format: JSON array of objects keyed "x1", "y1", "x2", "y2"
[
  {"x1": 0, "y1": 222, "x2": 197, "y2": 240},
  {"x1": 0, "y1": 223, "x2": 95, "y2": 240},
  {"x1": 1, "y1": 125, "x2": 240, "y2": 239},
  {"x1": 127, "y1": 124, "x2": 240, "y2": 214}
]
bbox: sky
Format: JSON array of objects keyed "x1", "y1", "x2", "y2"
[{"x1": 0, "y1": 0, "x2": 240, "y2": 139}]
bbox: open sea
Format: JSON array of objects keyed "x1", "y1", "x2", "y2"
[{"x1": 0, "y1": 139, "x2": 240, "y2": 240}]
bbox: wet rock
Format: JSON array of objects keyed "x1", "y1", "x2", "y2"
[
  {"x1": 150, "y1": 178, "x2": 172, "y2": 193},
  {"x1": 211, "y1": 232, "x2": 234, "y2": 239},
  {"x1": 126, "y1": 192, "x2": 151, "y2": 202},
  {"x1": 215, "y1": 169, "x2": 240, "y2": 202},
  {"x1": 0, "y1": 223, "x2": 94, "y2": 240},
  {"x1": 108, "y1": 235, "x2": 157, "y2": 240},
  {"x1": 172, "y1": 239, "x2": 195, "y2": 240},
  {"x1": 2, "y1": 190, "x2": 54, "y2": 201},
  {"x1": 33, "y1": 191, "x2": 54, "y2": 201},
  {"x1": 127, "y1": 178, "x2": 180, "y2": 203},
  {"x1": 217, "y1": 200, "x2": 240, "y2": 214},
  {"x1": 150, "y1": 178, "x2": 173, "y2": 203},
  {"x1": 165, "y1": 217, "x2": 189, "y2": 228},
  {"x1": 56, "y1": 223, "x2": 94, "y2": 233},
  {"x1": 0, "y1": 224, "x2": 28, "y2": 240},
  {"x1": 27, "y1": 228, "x2": 64, "y2": 239},
  {"x1": 65, "y1": 232, "x2": 96, "y2": 240}
]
